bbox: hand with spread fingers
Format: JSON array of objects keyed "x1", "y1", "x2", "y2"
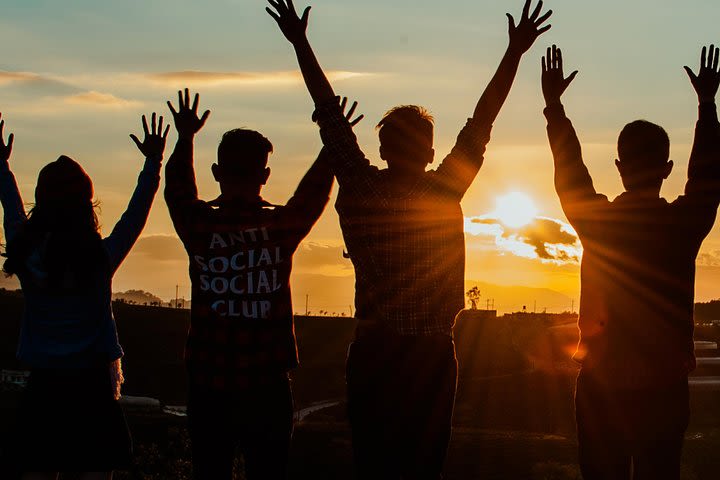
[
  {"x1": 266, "y1": 0, "x2": 311, "y2": 45},
  {"x1": 542, "y1": 44, "x2": 579, "y2": 107},
  {"x1": 684, "y1": 45, "x2": 720, "y2": 104},
  {"x1": 507, "y1": 0, "x2": 553, "y2": 55},
  {"x1": 130, "y1": 112, "x2": 170, "y2": 160},
  {"x1": 339, "y1": 96, "x2": 364, "y2": 127},
  {"x1": 167, "y1": 88, "x2": 211, "y2": 140},
  {"x1": 0, "y1": 113, "x2": 14, "y2": 165}
]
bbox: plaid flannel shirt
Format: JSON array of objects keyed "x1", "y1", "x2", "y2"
[
  {"x1": 165, "y1": 138, "x2": 333, "y2": 390},
  {"x1": 314, "y1": 101, "x2": 492, "y2": 336}
]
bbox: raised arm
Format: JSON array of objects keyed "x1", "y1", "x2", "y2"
[
  {"x1": 282, "y1": 98, "x2": 365, "y2": 241},
  {"x1": 267, "y1": 1, "x2": 378, "y2": 200},
  {"x1": 473, "y1": 0, "x2": 552, "y2": 125},
  {"x1": 164, "y1": 88, "x2": 211, "y2": 241},
  {"x1": 434, "y1": 0, "x2": 551, "y2": 196},
  {"x1": 104, "y1": 113, "x2": 168, "y2": 272},
  {"x1": 542, "y1": 45, "x2": 606, "y2": 226},
  {"x1": 0, "y1": 115, "x2": 24, "y2": 242},
  {"x1": 679, "y1": 45, "x2": 720, "y2": 234}
]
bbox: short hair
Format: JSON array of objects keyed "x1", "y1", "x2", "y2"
[
  {"x1": 217, "y1": 129, "x2": 273, "y2": 170},
  {"x1": 376, "y1": 105, "x2": 434, "y2": 147},
  {"x1": 617, "y1": 120, "x2": 670, "y2": 166}
]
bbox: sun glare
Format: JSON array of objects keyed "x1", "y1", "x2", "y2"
[{"x1": 493, "y1": 192, "x2": 538, "y2": 228}]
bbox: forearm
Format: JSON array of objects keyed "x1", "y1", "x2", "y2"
[
  {"x1": 293, "y1": 36, "x2": 336, "y2": 105},
  {"x1": 545, "y1": 104, "x2": 596, "y2": 202},
  {"x1": 164, "y1": 137, "x2": 199, "y2": 205},
  {"x1": 285, "y1": 148, "x2": 334, "y2": 223},
  {"x1": 472, "y1": 47, "x2": 523, "y2": 124},
  {"x1": 313, "y1": 101, "x2": 371, "y2": 189},
  {"x1": 105, "y1": 156, "x2": 161, "y2": 270},
  {"x1": 686, "y1": 101, "x2": 720, "y2": 190},
  {"x1": 0, "y1": 162, "x2": 27, "y2": 240}
]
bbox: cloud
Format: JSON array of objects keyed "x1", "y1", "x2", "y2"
[
  {"x1": 64, "y1": 90, "x2": 142, "y2": 109},
  {"x1": 466, "y1": 215, "x2": 581, "y2": 264},
  {"x1": 0, "y1": 70, "x2": 79, "y2": 95},
  {"x1": 511, "y1": 219, "x2": 580, "y2": 261},
  {"x1": 131, "y1": 235, "x2": 186, "y2": 262},
  {"x1": 698, "y1": 251, "x2": 720, "y2": 267},
  {"x1": 146, "y1": 70, "x2": 374, "y2": 88},
  {"x1": 293, "y1": 242, "x2": 353, "y2": 275}
]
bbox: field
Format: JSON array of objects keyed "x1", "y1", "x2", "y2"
[{"x1": 2, "y1": 290, "x2": 720, "y2": 479}]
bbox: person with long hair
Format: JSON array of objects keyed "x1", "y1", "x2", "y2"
[{"x1": 0, "y1": 112, "x2": 169, "y2": 480}]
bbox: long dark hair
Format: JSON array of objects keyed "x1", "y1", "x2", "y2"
[{"x1": 3, "y1": 156, "x2": 108, "y2": 290}]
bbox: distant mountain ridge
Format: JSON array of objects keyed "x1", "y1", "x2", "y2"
[{"x1": 464, "y1": 280, "x2": 574, "y2": 314}]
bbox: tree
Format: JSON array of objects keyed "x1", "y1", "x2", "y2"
[{"x1": 466, "y1": 286, "x2": 481, "y2": 310}]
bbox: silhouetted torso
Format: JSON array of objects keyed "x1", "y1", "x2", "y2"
[
  {"x1": 315, "y1": 102, "x2": 491, "y2": 336},
  {"x1": 164, "y1": 139, "x2": 332, "y2": 389},
  {"x1": 545, "y1": 103, "x2": 720, "y2": 388}
]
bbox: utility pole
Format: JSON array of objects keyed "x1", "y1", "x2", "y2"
[
  {"x1": 486, "y1": 298, "x2": 490, "y2": 310},
  {"x1": 533, "y1": 300, "x2": 537, "y2": 314},
  {"x1": 349, "y1": 305, "x2": 354, "y2": 317},
  {"x1": 175, "y1": 284, "x2": 179, "y2": 309},
  {"x1": 305, "y1": 294, "x2": 309, "y2": 316},
  {"x1": 571, "y1": 299, "x2": 574, "y2": 313}
]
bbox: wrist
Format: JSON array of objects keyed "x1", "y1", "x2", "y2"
[
  {"x1": 699, "y1": 95, "x2": 716, "y2": 104},
  {"x1": 544, "y1": 98, "x2": 563, "y2": 108},
  {"x1": 178, "y1": 133, "x2": 195, "y2": 141}
]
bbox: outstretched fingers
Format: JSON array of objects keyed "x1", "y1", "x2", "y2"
[
  {"x1": 529, "y1": 0, "x2": 543, "y2": 21},
  {"x1": 141, "y1": 115, "x2": 149, "y2": 136},
  {"x1": 521, "y1": 0, "x2": 531, "y2": 20}
]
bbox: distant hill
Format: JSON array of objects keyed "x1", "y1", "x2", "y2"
[
  {"x1": 464, "y1": 280, "x2": 573, "y2": 314},
  {"x1": 112, "y1": 289, "x2": 164, "y2": 306}
]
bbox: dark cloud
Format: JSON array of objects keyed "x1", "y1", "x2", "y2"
[
  {"x1": 468, "y1": 216, "x2": 580, "y2": 263},
  {"x1": 510, "y1": 218, "x2": 579, "y2": 261}
]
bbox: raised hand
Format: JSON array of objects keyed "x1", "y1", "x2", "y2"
[
  {"x1": 340, "y1": 97, "x2": 364, "y2": 127},
  {"x1": 507, "y1": 0, "x2": 552, "y2": 55},
  {"x1": 130, "y1": 112, "x2": 170, "y2": 159},
  {"x1": 684, "y1": 45, "x2": 720, "y2": 104},
  {"x1": 542, "y1": 45, "x2": 578, "y2": 106},
  {"x1": 0, "y1": 113, "x2": 14, "y2": 164},
  {"x1": 167, "y1": 88, "x2": 211, "y2": 139},
  {"x1": 266, "y1": 0, "x2": 311, "y2": 45}
]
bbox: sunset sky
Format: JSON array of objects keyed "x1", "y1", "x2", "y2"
[{"x1": 2, "y1": 0, "x2": 720, "y2": 313}]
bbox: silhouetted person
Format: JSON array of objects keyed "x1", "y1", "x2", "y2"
[
  {"x1": 267, "y1": 0, "x2": 551, "y2": 477},
  {"x1": 0, "y1": 112, "x2": 168, "y2": 479},
  {"x1": 541, "y1": 44, "x2": 720, "y2": 479},
  {"x1": 163, "y1": 89, "x2": 361, "y2": 480}
]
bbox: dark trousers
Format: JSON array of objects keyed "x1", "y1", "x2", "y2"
[
  {"x1": 187, "y1": 375, "x2": 294, "y2": 480},
  {"x1": 346, "y1": 333, "x2": 458, "y2": 480},
  {"x1": 575, "y1": 368, "x2": 689, "y2": 480}
]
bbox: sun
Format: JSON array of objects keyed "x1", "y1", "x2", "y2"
[{"x1": 493, "y1": 192, "x2": 538, "y2": 228}]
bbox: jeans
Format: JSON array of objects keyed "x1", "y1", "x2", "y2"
[
  {"x1": 575, "y1": 368, "x2": 689, "y2": 480},
  {"x1": 187, "y1": 374, "x2": 294, "y2": 480},
  {"x1": 346, "y1": 332, "x2": 458, "y2": 479}
]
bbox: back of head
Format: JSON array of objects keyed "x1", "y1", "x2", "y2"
[
  {"x1": 35, "y1": 155, "x2": 94, "y2": 208},
  {"x1": 377, "y1": 105, "x2": 434, "y2": 172},
  {"x1": 3, "y1": 155, "x2": 105, "y2": 288},
  {"x1": 217, "y1": 128, "x2": 273, "y2": 178},
  {"x1": 616, "y1": 120, "x2": 671, "y2": 191}
]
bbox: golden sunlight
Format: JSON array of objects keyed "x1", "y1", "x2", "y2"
[{"x1": 493, "y1": 192, "x2": 538, "y2": 228}]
